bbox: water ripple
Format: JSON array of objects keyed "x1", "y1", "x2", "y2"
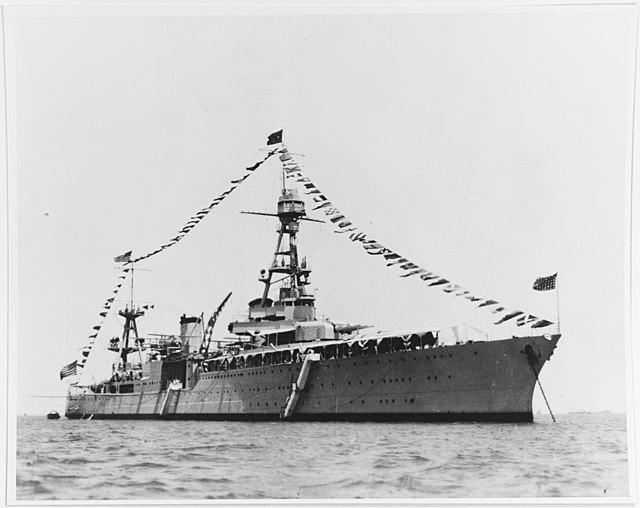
[{"x1": 14, "y1": 413, "x2": 629, "y2": 500}]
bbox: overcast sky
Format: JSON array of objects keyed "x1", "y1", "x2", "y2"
[{"x1": 4, "y1": 4, "x2": 635, "y2": 416}]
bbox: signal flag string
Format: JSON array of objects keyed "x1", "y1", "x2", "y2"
[
  {"x1": 277, "y1": 145, "x2": 556, "y2": 330},
  {"x1": 63, "y1": 134, "x2": 282, "y2": 380}
]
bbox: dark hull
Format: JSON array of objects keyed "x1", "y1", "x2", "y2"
[
  {"x1": 66, "y1": 411, "x2": 534, "y2": 423},
  {"x1": 66, "y1": 334, "x2": 559, "y2": 422}
]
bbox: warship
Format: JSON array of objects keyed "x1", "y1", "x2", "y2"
[{"x1": 63, "y1": 137, "x2": 560, "y2": 422}]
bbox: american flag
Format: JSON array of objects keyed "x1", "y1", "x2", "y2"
[
  {"x1": 114, "y1": 250, "x2": 132, "y2": 263},
  {"x1": 533, "y1": 273, "x2": 557, "y2": 291},
  {"x1": 59, "y1": 360, "x2": 78, "y2": 380}
]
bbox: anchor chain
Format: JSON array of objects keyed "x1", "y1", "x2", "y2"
[
  {"x1": 526, "y1": 348, "x2": 556, "y2": 423},
  {"x1": 534, "y1": 373, "x2": 556, "y2": 423}
]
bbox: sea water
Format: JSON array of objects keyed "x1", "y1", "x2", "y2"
[{"x1": 14, "y1": 413, "x2": 629, "y2": 500}]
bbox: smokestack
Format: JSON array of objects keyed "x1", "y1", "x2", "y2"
[{"x1": 179, "y1": 314, "x2": 202, "y2": 354}]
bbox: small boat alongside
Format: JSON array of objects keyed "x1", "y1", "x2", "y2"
[{"x1": 46, "y1": 410, "x2": 60, "y2": 420}]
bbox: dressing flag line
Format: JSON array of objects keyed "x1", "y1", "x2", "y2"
[
  {"x1": 533, "y1": 273, "x2": 557, "y2": 291},
  {"x1": 267, "y1": 129, "x2": 283, "y2": 145},
  {"x1": 66, "y1": 134, "x2": 280, "y2": 383},
  {"x1": 131, "y1": 148, "x2": 276, "y2": 264},
  {"x1": 277, "y1": 146, "x2": 556, "y2": 330},
  {"x1": 114, "y1": 251, "x2": 132, "y2": 263}
]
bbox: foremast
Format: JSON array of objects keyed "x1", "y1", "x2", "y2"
[
  {"x1": 230, "y1": 159, "x2": 334, "y2": 343},
  {"x1": 259, "y1": 186, "x2": 314, "y2": 311}
]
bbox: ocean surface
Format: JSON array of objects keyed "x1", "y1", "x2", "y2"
[{"x1": 14, "y1": 413, "x2": 629, "y2": 501}]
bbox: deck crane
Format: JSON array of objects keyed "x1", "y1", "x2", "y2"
[{"x1": 198, "y1": 291, "x2": 233, "y2": 358}]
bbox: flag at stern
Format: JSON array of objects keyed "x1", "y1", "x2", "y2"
[{"x1": 59, "y1": 360, "x2": 78, "y2": 380}]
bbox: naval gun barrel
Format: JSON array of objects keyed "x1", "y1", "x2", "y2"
[{"x1": 334, "y1": 323, "x2": 372, "y2": 334}]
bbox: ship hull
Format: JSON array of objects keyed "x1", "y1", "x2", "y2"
[
  {"x1": 65, "y1": 411, "x2": 534, "y2": 422},
  {"x1": 66, "y1": 334, "x2": 559, "y2": 423}
]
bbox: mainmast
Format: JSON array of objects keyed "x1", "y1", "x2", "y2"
[
  {"x1": 117, "y1": 305, "x2": 145, "y2": 368},
  {"x1": 116, "y1": 264, "x2": 145, "y2": 369}
]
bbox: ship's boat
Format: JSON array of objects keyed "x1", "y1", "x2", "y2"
[
  {"x1": 63, "y1": 134, "x2": 560, "y2": 422},
  {"x1": 46, "y1": 410, "x2": 60, "y2": 420}
]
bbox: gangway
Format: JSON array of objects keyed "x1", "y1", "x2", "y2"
[
  {"x1": 281, "y1": 353, "x2": 320, "y2": 419},
  {"x1": 159, "y1": 379, "x2": 182, "y2": 416}
]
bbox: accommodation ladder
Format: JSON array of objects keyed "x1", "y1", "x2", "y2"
[{"x1": 281, "y1": 353, "x2": 320, "y2": 419}]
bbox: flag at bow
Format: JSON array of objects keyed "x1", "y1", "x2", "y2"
[
  {"x1": 533, "y1": 273, "x2": 557, "y2": 291},
  {"x1": 59, "y1": 360, "x2": 78, "y2": 380},
  {"x1": 267, "y1": 129, "x2": 283, "y2": 145},
  {"x1": 114, "y1": 250, "x2": 132, "y2": 263}
]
